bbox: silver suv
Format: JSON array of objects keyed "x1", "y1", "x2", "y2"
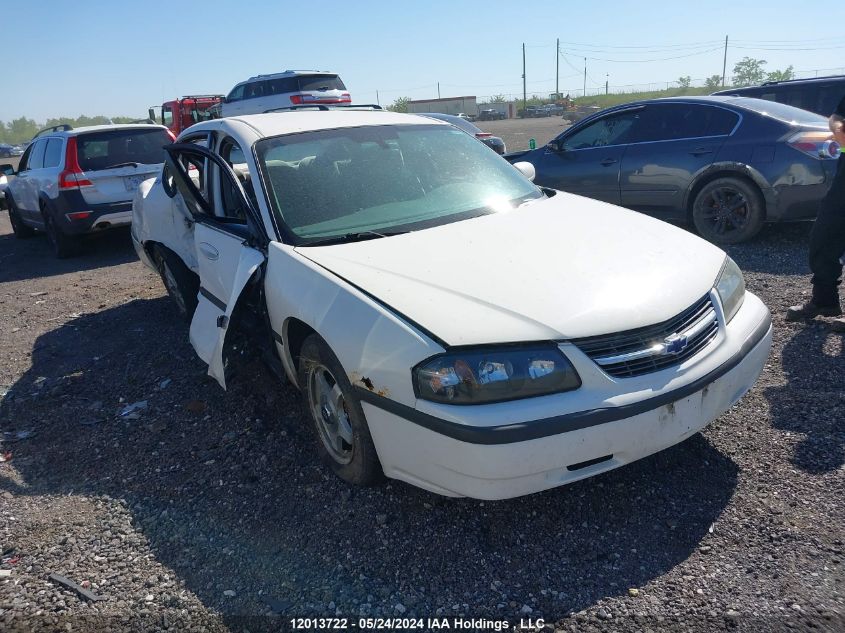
[
  {"x1": 3, "y1": 124, "x2": 173, "y2": 257},
  {"x1": 220, "y1": 70, "x2": 350, "y2": 116}
]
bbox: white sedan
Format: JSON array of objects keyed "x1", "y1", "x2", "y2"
[{"x1": 131, "y1": 109, "x2": 772, "y2": 500}]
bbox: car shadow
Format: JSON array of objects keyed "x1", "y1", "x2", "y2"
[
  {"x1": 0, "y1": 298, "x2": 740, "y2": 626},
  {"x1": 0, "y1": 216, "x2": 137, "y2": 283},
  {"x1": 764, "y1": 323, "x2": 844, "y2": 473}
]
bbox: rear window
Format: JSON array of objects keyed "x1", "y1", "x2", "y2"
[
  {"x1": 731, "y1": 97, "x2": 827, "y2": 126},
  {"x1": 76, "y1": 128, "x2": 171, "y2": 171},
  {"x1": 296, "y1": 74, "x2": 346, "y2": 92}
]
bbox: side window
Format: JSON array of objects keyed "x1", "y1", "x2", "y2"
[
  {"x1": 43, "y1": 138, "x2": 63, "y2": 168},
  {"x1": 163, "y1": 136, "x2": 211, "y2": 202},
  {"x1": 226, "y1": 84, "x2": 245, "y2": 103},
  {"x1": 28, "y1": 139, "x2": 47, "y2": 170},
  {"x1": 706, "y1": 107, "x2": 739, "y2": 136},
  {"x1": 243, "y1": 81, "x2": 265, "y2": 101},
  {"x1": 163, "y1": 105, "x2": 174, "y2": 128},
  {"x1": 562, "y1": 111, "x2": 639, "y2": 150},
  {"x1": 216, "y1": 139, "x2": 253, "y2": 223},
  {"x1": 267, "y1": 77, "x2": 297, "y2": 95},
  {"x1": 18, "y1": 144, "x2": 34, "y2": 172}
]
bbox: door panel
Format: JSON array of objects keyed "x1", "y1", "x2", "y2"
[
  {"x1": 533, "y1": 145, "x2": 626, "y2": 204},
  {"x1": 189, "y1": 222, "x2": 265, "y2": 388}
]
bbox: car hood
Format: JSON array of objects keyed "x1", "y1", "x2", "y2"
[{"x1": 296, "y1": 193, "x2": 727, "y2": 346}]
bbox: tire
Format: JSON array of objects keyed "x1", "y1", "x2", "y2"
[
  {"x1": 7, "y1": 196, "x2": 35, "y2": 239},
  {"x1": 41, "y1": 202, "x2": 79, "y2": 258},
  {"x1": 298, "y1": 334, "x2": 384, "y2": 487},
  {"x1": 154, "y1": 246, "x2": 199, "y2": 321},
  {"x1": 692, "y1": 177, "x2": 765, "y2": 244}
]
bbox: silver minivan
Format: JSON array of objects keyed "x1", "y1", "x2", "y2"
[{"x1": 220, "y1": 70, "x2": 350, "y2": 116}]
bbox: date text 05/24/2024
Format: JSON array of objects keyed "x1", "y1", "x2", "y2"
[{"x1": 289, "y1": 617, "x2": 546, "y2": 630}]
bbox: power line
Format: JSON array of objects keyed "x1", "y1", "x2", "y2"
[{"x1": 561, "y1": 47, "x2": 723, "y2": 64}]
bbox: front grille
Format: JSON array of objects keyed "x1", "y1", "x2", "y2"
[{"x1": 572, "y1": 295, "x2": 719, "y2": 378}]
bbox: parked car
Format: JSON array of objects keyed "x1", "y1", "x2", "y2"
[
  {"x1": 478, "y1": 109, "x2": 506, "y2": 121},
  {"x1": 131, "y1": 109, "x2": 771, "y2": 500},
  {"x1": 417, "y1": 112, "x2": 507, "y2": 154},
  {"x1": 712, "y1": 75, "x2": 845, "y2": 117},
  {"x1": 3, "y1": 124, "x2": 173, "y2": 257},
  {"x1": 520, "y1": 105, "x2": 552, "y2": 118},
  {"x1": 506, "y1": 96, "x2": 840, "y2": 243},
  {"x1": 10, "y1": 145, "x2": 23, "y2": 156},
  {"x1": 0, "y1": 143, "x2": 14, "y2": 158},
  {"x1": 221, "y1": 70, "x2": 350, "y2": 117},
  {"x1": 0, "y1": 164, "x2": 13, "y2": 209}
]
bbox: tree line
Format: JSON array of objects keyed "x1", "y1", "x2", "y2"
[{"x1": 0, "y1": 114, "x2": 139, "y2": 145}]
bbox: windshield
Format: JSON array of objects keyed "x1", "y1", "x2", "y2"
[{"x1": 256, "y1": 124, "x2": 541, "y2": 244}]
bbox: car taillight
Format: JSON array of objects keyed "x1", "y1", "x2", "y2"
[
  {"x1": 339, "y1": 93, "x2": 351, "y2": 103},
  {"x1": 787, "y1": 131, "x2": 841, "y2": 160},
  {"x1": 290, "y1": 95, "x2": 304, "y2": 105},
  {"x1": 58, "y1": 137, "x2": 93, "y2": 189}
]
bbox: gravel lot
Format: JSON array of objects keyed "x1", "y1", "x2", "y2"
[
  {"x1": 0, "y1": 177, "x2": 843, "y2": 630},
  {"x1": 475, "y1": 117, "x2": 570, "y2": 152}
]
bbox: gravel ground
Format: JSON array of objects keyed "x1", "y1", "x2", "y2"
[
  {"x1": 0, "y1": 202, "x2": 843, "y2": 632},
  {"x1": 474, "y1": 117, "x2": 570, "y2": 152}
]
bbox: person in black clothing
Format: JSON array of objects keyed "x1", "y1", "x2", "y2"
[{"x1": 786, "y1": 94, "x2": 845, "y2": 326}]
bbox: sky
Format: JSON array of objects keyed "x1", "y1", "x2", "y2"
[{"x1": 2, "y1": 0, "x2": 844, "y2": 123}]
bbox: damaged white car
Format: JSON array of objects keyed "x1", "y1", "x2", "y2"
[{"x1": 131, "y1": 109, "x2": 772, "y2": 500}]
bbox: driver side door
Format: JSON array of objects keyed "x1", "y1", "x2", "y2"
[
  {"x1": 164, "y1": 141, "x2": 267, "y2": 389},
  {"x1": 533, "y1": 108, "x2": 642, "y2": 204}
]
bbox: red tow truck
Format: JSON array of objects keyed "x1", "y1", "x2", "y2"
[{"x1": 148, "y1": 95, "x2": 224, "y2": 137}]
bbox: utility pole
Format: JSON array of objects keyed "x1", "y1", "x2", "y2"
[
  {"x1": 437, "y1": 82, "x2": 441, "y2": 99},
  {"x1": 522, "y1": 43, "x2": 527, "y2": 109},
  {"x1": 606, "y1": 74, "x2": 609, "y2": 95},
  {"x1": 583, "y1": 57, "x2": 587, "y2": 97},
  {"x1": 376, "y1": 90, "x2": 380, "y2": 106},
  {"x1": 555, "y1": 38, "x2": 560, "y2": 98},
  {"x1": 721, "y1": 35, "x2": 729, "y2": 87}
]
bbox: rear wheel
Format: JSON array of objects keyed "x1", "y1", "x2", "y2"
[
  {"x1": 42, "y1": 203, "x2": 79, "y2": 258},
  {"x1": 298, "y1": 334, "x2": 383, "y2": 487},
  {"x1": 692, "y1": 177, "x2": 765, "y2": 244},
  {"x1": 7, "y1": 196, "x2": 35, "y2": 239},
  {"x1": 154, "y1": 246, "x2": 199, "y2": 321}
]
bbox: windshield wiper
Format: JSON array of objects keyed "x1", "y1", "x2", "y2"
[
  {"x1": 103, "y1": 161, "x2": 139, "y2": 170},
  {"x1": 303, "y1": 230, "x2": 409, "y2": 246}
]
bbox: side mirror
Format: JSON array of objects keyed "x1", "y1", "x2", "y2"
[
  {"x1": 0, "y1": 163, "x2": 16, "y2": 176},
  {"x1": 513, "y1": 161, "x2": 536, "y2": 182},
  {"x1": 547, "y1": 139, "x2": 565, "y2": 152},
  {"x1": 148, "y1": 108, "x2": 156, "y2": 122}
]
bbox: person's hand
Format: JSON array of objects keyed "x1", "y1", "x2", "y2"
[{"x1": 831, "y1": 115, "x2": 845, "y2": 145}]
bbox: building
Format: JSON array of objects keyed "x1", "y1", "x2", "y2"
[{"x1": 407, "y1": 96, "x2": 478, "y2": 117}]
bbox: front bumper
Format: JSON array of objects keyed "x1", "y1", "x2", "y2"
[{"x1": 361, "y1": 294, "x2": 772, "y2": 499}]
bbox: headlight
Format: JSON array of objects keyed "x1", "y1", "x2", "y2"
[
  {"x1": 715, "y1": 257, "x2": 745, "y2": 324},
  {"x1": 414, "y1": 345, "x2": 581, "y2": 405}
]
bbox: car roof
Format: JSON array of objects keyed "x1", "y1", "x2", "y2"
[
  {"x1": 184, "y1": 110, "x2": 449, "y2": 141},
  {"x1": 242, "y1": 69, "x2": 339, "y2": 83}
]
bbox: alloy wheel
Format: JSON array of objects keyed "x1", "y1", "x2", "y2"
[{"x1": 700, "y1": 187, "x2": 749, "y2": 236}]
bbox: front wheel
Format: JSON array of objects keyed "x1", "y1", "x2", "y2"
[
  {"x1": 298, "y1": 334, "x2": 383, "y2": 486},
  {"x1": 692, "y1": 177, "x2": 765, "y2": 244}
]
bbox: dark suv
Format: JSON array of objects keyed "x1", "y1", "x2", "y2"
[{"x1": 712, "y1": 75, "x2": 845, "y2": 117}]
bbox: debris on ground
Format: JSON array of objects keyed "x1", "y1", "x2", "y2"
[
  {"x1": 48, "y1": 572, "x2": 106, "y2": 602},
  {"x1": 1, "y1": 430, "x2": 36, "y2": 443},
  {"x1": 119, "y1": 400, "x2": 148, "y2": 419}
]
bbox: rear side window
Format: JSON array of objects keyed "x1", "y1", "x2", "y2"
[
  {"x1": 43, "y1": 138, "x2": 63, "y2": 168},
  {"x1": 27, "y1": 139, "x2": 47, "y2": 170},
  {"x1": 634, "y1": 104, "x2": 738, "y2": 142},
  {"x1": 732, "y1": 98, "x2": 827, "y2": 126},
  {"x1": 297, "y1": 74, "x2": 346, "y2": 91},
  {"x1": 76, "y1": 128, "x2": 171, "y2": 171},
  {"x1": 266, "y1": 77, "x2": 298, "y2": 95}
]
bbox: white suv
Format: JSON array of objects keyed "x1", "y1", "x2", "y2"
[
  {"x1": 220, "y1": 70, "x2": 350, "y2": 117},
  {"x1": 4, "y1": 124, "x2": 173, "y2": 257},
  {"x1": 131, "y1": 110, "x2": 772, "y2": 500}
]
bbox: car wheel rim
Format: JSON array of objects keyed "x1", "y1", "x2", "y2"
[
  {"x1": 161, "y1": 261, "x2": 187, "y2": 315},
  {"x1": 700, "y1": 187, "x2": 748, "y2": 235},
  {"x1": 307, "y1": 364, "x2": 354, "y2": 465}
]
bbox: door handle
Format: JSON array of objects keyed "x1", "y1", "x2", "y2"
[
  {"x1": 198, "y1": 242, "x2": 219, "y2": 261},
  {"x1": 690, "y1": 148, "x2": 714, "y2": 156},
  {"x1": 600, "y1": 158, "x2": 618, "y2": 166}
]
